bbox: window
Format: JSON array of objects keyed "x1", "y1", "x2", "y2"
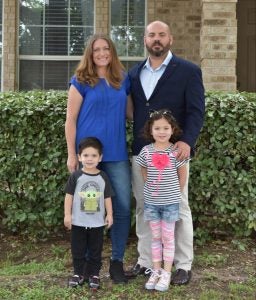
[
  {"x1": 110, "y1": 0, "x2": 146, "y2": 67},
  {"x1": 19, "y1": 0, "x2": 94, "y2": 90}
]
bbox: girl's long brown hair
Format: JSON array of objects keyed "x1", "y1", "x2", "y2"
[{"x1": 75, "y1": 34, "x2": 125, "y2": 89}]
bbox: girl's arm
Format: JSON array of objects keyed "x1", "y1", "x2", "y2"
[
  {"x1": 105, "y1": 197, "x2": 113, "y2": 228},
  {"x1": 177, "y1": 164, "x2": 187, "y2": 192},
  {"x1": 64, "y1": 194, "x2": 73, "y2": 230},
  {"x1": 65, "y1": 85, "x2": 83, "y2": 173},
  {"x1": 141, "y1": 166, "x2": 147, "y2": 182}
]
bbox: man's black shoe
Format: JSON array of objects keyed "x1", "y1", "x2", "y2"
[
  {"x1": 171, "y1": 269, "x2": 192, "y2": 285},
  {"x1": 124, "y1": 263, "x2": 147, "y2": 279}
]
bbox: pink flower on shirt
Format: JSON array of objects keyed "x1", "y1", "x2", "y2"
[
  {"x1": 150, "y1": 153, "x2": 172, "y2": 196},
  {"x1": 152, "y1": 153, "x2": 170, "y2": 170}
]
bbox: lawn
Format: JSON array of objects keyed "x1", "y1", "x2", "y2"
[{"x1": 0, "y1": 231, "x2": 255, "y2": 300}]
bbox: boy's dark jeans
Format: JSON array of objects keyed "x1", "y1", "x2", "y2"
[{"x1": 71, "y1": 225, "x2": 104, "y2": 277}]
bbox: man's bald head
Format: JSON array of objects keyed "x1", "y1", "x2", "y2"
[{"x1": 145, "y1": 21, "x2": 171, "y2": 36}]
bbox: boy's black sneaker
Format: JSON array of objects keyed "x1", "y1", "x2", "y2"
[
  {"x1": 89, "y1": 275, "x2": 100, "y2": 290},
  {"x1": 109, "y1": 259, "x2": 128, "y2": 284},
  {"x1": 68, "y1": 274, "x2": 84, "y2": 288}
]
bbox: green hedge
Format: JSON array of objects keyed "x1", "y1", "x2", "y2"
[
  {"x1": 0, "y1": 91, "x2": 68, "y2": 238},
  {"x1": 0, "y1": 90, "x2": 255, "y2": 240},
  {"x1": 190, "y1": 91, "x2": 256, "y2": 242}
]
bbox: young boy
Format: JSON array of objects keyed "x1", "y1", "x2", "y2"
[{"x1": 64, "y1": 137, "x2": 113, "y2": 290}]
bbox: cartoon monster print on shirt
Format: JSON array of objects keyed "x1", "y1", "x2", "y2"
[{"x1": 78, "y1": 181, "x2": 102, "y2": 214}]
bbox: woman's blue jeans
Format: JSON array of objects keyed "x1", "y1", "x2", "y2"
[{"x1": 101, "y1": 160, "x2": 131, "y2": 261}]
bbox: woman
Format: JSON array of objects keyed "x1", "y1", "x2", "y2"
[{"x1": 65, "y1": 34, "x2": 132, "y2": 283}]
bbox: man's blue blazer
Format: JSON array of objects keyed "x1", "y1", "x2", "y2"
[{"x1": 129, "y1": 54, "x2": 205, "y2": 156}]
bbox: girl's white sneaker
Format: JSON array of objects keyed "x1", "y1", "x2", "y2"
[
  {"x1": 155, "y1": 269, "x2": 171, "y2": 292},
  {"x1": 145, "y1": 269, "x2": 161, "y2": 290}
]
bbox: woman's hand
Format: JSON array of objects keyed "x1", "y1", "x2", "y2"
[
  {"x1": 67, "y1": 154, "x2": 79, "y2": 173},
  {"x1": 65, "y1": 85, "x2": 83, "y2": 173}
]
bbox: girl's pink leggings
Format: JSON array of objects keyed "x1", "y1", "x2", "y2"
[{"x1": 149, "y1": 220, "x2": 175, "y2": 263}]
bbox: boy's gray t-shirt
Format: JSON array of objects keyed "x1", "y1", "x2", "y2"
[{"x1": 65, "y1": 170, "x2": 112, "y2": 228}]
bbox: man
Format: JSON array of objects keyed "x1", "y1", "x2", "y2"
[{"x1": 126, "y1": 20, "x2": 205, "y2": 285}]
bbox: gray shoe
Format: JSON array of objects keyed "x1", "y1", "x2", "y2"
[
  {"x1": 89, "y1": 275, "x2": 100, "y2": 290},
  {"x1": 68, "y1": 274, "x2": 84, "y2": 288}
]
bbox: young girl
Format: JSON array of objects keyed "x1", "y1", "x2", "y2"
[{"x1": 136, "y1": 109, "x2": 189, "y2": 292}]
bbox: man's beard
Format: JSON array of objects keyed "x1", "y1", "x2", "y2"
[{"x1": 146, "y1": 42, "x2": 170, "y2": 57}]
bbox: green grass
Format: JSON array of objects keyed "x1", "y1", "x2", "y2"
[
  {"x1": 0, "y1": 260, "x2": 66, "y2": 276},
  {"x1": 194, "y1": 252, "x2": 229, "y2": 267},
  {"x1": 229, "y1": 279, "x2": 256, "y2": 300},
  {"x1": 201, "y1": 270, "x2": 218, "y2": 281},
  {"x1": 0, "y1": 238, "x2": 255, "y2": 300},
  {"x1": 0, "y1": 284, "x2": 73, "y2": 300},
  {"x1": 198, "y1": 289, "x2": 224, "y2": 300}
]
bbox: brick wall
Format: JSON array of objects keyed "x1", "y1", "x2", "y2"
[
  {"x1": 2, "y1": 0, "x2": 238, "y2": 92},
  {"x1": 200, "y1": 0, "x2": 237, "y2": 91},
  {"x1": 147, "y1": 0, "x2": 238, "y2": 91},
  {"x1": 2, "y1": 0, "x2": 18, "y2": 91},
  {"x1": 95, "y1": 0, "x2": 109, "y2": 34},
  {"x1": 148, "y1": 0, "x2": 202, "y2": 65}
]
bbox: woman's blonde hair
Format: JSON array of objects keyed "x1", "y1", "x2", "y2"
[{"x1": 75, "y1": 34, "x2": 125, "y2": 89}]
